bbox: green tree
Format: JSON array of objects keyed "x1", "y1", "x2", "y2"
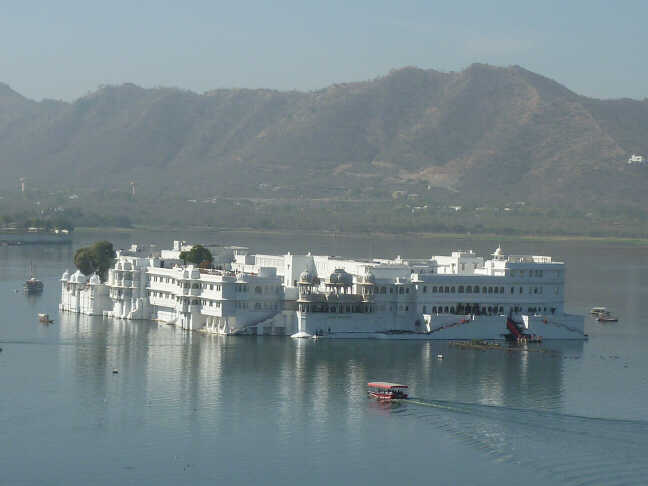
[
  {"x1": 92, "y1": 241, "x2": 116, "y2": 281},
  {"x1": 180, "y1": 245, "x2": 212, "y2": 267},
  {"x1": 73, "y1": 241, "x2": 116, "y2": 281},
  {"x1": 74, "y1": 248, "x2": 96, "y2": 276}
]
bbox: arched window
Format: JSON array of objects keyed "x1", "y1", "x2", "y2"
[
  {"x1": 499, "y1": 306, "x2": 504, "y2": 313},
  {"x1": 432, "y1": 306, "x2": 437, "y2": 313},
  {"x1": 422, "y1": 305, "x2": 427, "y2": 313},
  {"x1": 500, "y1": 287, "x2": 504, "y2": 294},
  {"x1": 423, "y1": 286, "x2": 427, "y2": 293},
  {"x1": 445, "y1": 286, "x2": 450, "y2": 293},
  {"x1": 381, "y1": 287, "x2": 386, "y2": 294},
  {"x1": 458, "y1": 286, "x2": 464, "y2": 293},
  {"x1": 432, "y1": 286, "x2": 437, "y2": 293},
  {"x1": 488, "y1": 287, "x2": 493, "y2": 294},
  {"x1": 450, "y1": 286, "x2": 455, "y2": 293},
  {"x1": 466, "y1": 286, "x2": 472, "y2": 293},
  {"x1": 450, "y1": 307, "x2": 455, "y2": 313},
  {"x1": 254, "y1": 302, "x2": 262, "y2": 310},
  {"x1": 444, "y1": 306, "x2": 449, "y2": 313},
  {"x1": 474, "y1": 286, "x2": 479, "y2": 293},
  {"x1": 482, "y1": 287, "x2": 487, "y2": 293},
  {"x1": 494, "y1": 287, "x2": 499, "y2": 294}
]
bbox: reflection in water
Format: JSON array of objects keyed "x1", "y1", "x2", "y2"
[{"x1": 57, "y1": 313, "x2": 581, "y2": 416}]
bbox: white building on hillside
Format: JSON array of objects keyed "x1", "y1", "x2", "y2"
[{"x1": 627, "y1": 154, "x2": 646, "y2": 165}]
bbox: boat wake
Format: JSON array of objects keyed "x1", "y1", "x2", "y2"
[{"x1": 398, "y1": 398, "x2": 648, "y2": 486}]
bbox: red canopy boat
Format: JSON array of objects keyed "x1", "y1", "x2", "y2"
[{"x1": 367, "y1": 382, "x2": 408, "y2": 400}]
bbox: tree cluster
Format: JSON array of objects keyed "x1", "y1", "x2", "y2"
[
  {"x1": 179, "y1": 245, "x2": 213, "y2": 267},
  {"x1": 74, "y1": 241, "x2": 116, "y2": 281}
]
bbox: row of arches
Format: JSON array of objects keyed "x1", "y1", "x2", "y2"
[
  {"x1": 298, "y1": 303, "x2": 374, "y2": 313},
  {"x1": 420, "y1": 304, "x2": 557, "y2": 315},
  {"x1": 422, "y1": 304, "x2": 505, "y2": 315},
  {"x1": 424, "y1": 285, "x2": 506, "y2": 295}
]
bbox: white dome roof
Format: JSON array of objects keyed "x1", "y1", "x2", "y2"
[
  {"x1": 89, "y1": 273, "x2": 101, "y2": 285},
  {"x1": 299, "y1": 269, "x2": 315, "y2": 283},
  {"x1": 61, "y1": 269, "x2": 70, "y2": 281}
]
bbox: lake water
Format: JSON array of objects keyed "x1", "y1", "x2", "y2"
[{"x1": 1, "y1": 230, "x2": 647, "y2": 485}]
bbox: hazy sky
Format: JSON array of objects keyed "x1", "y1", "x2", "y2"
[{"x1": 1, "y1": 0, "x2": 646, "y2": 101}]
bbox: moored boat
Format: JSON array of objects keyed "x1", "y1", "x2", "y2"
[
  {"x1": 368, "y1": 382, "x2": 408, "y2": 400},
  {"x1": 590, "y1": 307, "x2": 608, "y2": 317},
  {"x1": 24, "y1": 263, "x2": 43, "y2": 294},
  {"x1": 592, "y1": 307, "x2": 618, "y2": 322},
  {"x1": 25, "y1": 276, "x2": 44, "y2": 294}
]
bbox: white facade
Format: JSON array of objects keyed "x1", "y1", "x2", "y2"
[
  {"x1": 59, "y1": 270, "x2": 111, "y2": 315},
  {"x1": 60, "y1": 242, "x2": 585, "y2": 340}
]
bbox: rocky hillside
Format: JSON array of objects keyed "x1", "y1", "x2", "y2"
[{"x1": 1, "y1": 64, "x2": 647, "y2": 209}]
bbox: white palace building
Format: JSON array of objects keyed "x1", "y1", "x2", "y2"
[{"x1": 59, "y1": 241, "x2": 585, "y2": 340}]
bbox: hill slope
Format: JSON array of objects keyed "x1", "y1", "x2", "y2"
[{"x1": 1, "y1": 64, "x2": 647, "y2": 209}]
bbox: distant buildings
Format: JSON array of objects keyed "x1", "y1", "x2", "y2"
[{"x1": 627, "y1": 154, "x2": 646, "y2": 165}]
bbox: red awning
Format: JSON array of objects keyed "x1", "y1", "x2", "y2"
[{"x1": 368, "y1": 382, "x2": 408, "y2": 389}]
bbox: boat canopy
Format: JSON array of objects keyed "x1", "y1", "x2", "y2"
[{"x1": 367, "y1": 382, "x2": 408, "y2": 390}]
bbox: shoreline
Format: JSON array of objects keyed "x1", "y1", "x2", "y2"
[{"x1": 74, "y1": 225, "x2": 648, "y2": 246}]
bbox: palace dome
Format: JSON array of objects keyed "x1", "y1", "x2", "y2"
[{"x1": 299, "y1": 269, "x2": 315, "y2": 284}]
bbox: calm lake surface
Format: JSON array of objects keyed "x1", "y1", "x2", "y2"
[{"x1": 1, "y1": 230, "x2": 647, "y2": 485}]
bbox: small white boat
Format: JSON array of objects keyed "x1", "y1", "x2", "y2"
[
  {"x1": 38, "y1": 313, "x2": 52, "y2": 323},
  {"x1": 590, "y1": 307, "x2": 608, "y2": 317},
  {"x1": 436, "y1": 353, "x2": 444, "y2": 359}
]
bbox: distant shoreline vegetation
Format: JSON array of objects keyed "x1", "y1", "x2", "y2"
[
  {"x1": 69, "y1": 198, "x2": 648, "y2": 240},
  {"x1": 74, "y1": 225, "x2": 648, "y2": 246},
  {"x1": 3, "y1": 189, "x2": 648, "y2": 241}
]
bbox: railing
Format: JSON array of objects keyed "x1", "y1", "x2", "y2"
[{"x1": 507, "y1": 255, "x2": 553, "y2": 264}]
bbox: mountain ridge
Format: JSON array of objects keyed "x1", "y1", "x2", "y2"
[{"x1": 1, "y1": 63, "x2": 647, "y2": 209}]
